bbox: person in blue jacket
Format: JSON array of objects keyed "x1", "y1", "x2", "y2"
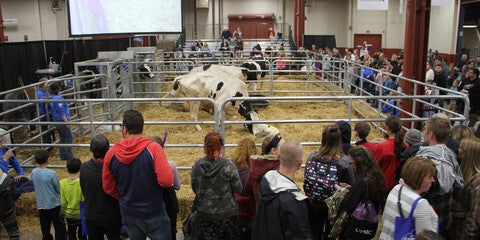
[
  {"x1": 36, "y1": 78, "x2": 54, "y2": 146},
  {"x1": 0, "y1": 136, "x2": 24, "y2": 184},
  {"x1": 50, "y1": 82, "x2": 74, "y2": 161}
]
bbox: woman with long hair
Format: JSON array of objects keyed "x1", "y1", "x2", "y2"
[
  {"x1": 340, "y1": 146, "x2": 386, "y2": 239},
  {"x1": 231, "y1": 137, "x2": 258, "y2": 239},
  {"x1": 191, "y1": 132, "x2": 242, "y2": 240},
  {"x1": 451, "y1": 137, "x2": 480, "y2": 239},
  {"x1": 304, "y1": 124, "x2": 355, "y2": 239},
  {"x1": 231, "y1": 137, "x2": 258, "y2": 187},
  {"x1": 374, "y1": 115, "x2": 406, "y2": 192}
]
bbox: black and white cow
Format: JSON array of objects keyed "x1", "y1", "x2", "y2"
[
  {"x1": 237, "y1": 104, "x2": 279, "y2": 137},
  {"x1": 165, "y1": 70, "x2": 249, "y2": 131},
  {"x1": 241, "y1": 60, "x2": 268, "y2": 91},
  {"x1": 189, "y1": 64, "x2": 246, "y2": 82}
]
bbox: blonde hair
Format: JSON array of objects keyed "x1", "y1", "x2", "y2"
[
  {"x1": 233, "y1": 138, "x2": 257, "y2": 169},
  {"x1": 459, "y1": 137, "x2": 480, "y2": 184},
  {"x1": 262, "y1": 133, "x2": 282, "y2": 155},
  {"x1": 451, "y1": 125, "x2": 474, "y2": 142}
]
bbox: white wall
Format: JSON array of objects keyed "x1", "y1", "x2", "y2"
[
  {"x1": 304, "y1": 0, "x2": 349, "y2": 48},
  {"x1": 428, "y1": 0, "x2": 459, "y2": 54},
  {"x1": 1, "y1": 0, "x2": 465, "y2": 55},
  {"x1": 3, "y1": 0, "x2": 69, "y2": 42}
]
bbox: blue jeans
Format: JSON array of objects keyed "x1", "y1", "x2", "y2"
[
  {"x1": 55, "y1": 124, "x2": 74, "y2": 160},
  {"x1": 40, "y1": 115, "x2": 53, "y2": 144},
  {"x1": 122, "y1": 212, "x2": 171, "y2": 240}
]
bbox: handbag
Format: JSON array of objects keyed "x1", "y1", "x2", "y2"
[
  {"x1": 182, "y1": 197, "x2": 202, "y2": 240},
  {"x1": 182, "y1": 210, "x2": 202, "y2": 240},
  {"x1": 394, "y1": 185, "x2": 423, "y2": 240},
  {"x1": 345, "y1": 201, "x2": 378, "y2": 240}
]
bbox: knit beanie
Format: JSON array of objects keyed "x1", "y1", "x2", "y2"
[{"x1": 405, "y1": 129, "x2": 422, "y2": 145}]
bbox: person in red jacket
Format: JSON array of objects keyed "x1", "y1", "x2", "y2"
[
  {"x1": 353, "y1": 122, "x2": 376, "y2": 154},
  {"x1": 374, "y1": 116, "x2": 406, "y2": 192},
  {"x1": 102, "y1": 109, "x2": 173, "y2": 239}
]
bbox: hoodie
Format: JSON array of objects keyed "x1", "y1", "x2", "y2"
[
  {"x1": 251, "y1": 170, "x2": 313, "y2": 240},
  {"x1": 102, "y1": 137, "x2": 173, "y2": 218},
  {"x1": 242, "y1": 154, "x2": 280, "y2": 214},
  {"x1": 416, "y1": 144, "x2": 464, "y2": 195},
  {"x1": 337, "y1": 120, "x2": 353, "y2": 155},
  {"x1": 191, "y1": 157, "x2": 242, "y2": 220},
  {"x1": 80, "y1": 158, "x2": 121, "y2": 221}
]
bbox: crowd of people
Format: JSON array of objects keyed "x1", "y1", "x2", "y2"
[
  {"x1": 1, "y1": 105, "x2": 480, "y2": 239},
  {"x1": 1, "y1": 40, "x2": 480, "y2": 239}
]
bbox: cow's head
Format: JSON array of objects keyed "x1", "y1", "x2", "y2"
[
  {"x1": 139, "y1": 63, "x2": 155, "y2": 79},
  {"x1": 164, "y1": 77, "x2": 182, "y2": 98},
  {"x1": 238, "y1": 100, "x2": 253, "y2": 120}
]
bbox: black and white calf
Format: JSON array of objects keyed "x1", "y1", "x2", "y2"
[
  {"x1": 238, "y1": 102, "x2": 279, "y2": 137},
  {"x1": 241, "y1": 60, "x2": 267, "y2": 91}
]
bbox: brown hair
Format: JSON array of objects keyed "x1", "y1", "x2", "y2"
[
  {"x1": 233, "y1": 138, "x2": 257, "y2": 169},
  {"x1": 315, "y1": 124, "x2": 344, "y2": 160},
  {"x1": 385, "y1": 116, "x2": 406, "y2": 159},
  {"x1": 401, "y1": 157, "x2": 436, "y2": 190},
  {"x1": 204, "y1": 132, "x2": 224, "y2": 161},
  {"x1": 425, "y1": 117, "x2": 451, "y2": 143},
  {"x1": 354, "y1": 122, "x2": 371, "y2": 140},
  {"x1": 459, "y1": 137, "x2": 480, "y2": 185}
]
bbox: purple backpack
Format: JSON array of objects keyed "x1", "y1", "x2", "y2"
[{"x1": 345, "y1": 201, "x2": 378, "y2": 240}]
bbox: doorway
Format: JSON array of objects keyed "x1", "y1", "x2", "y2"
[{"x1": 353, "y1": 34, "x2": 382, "y2": 56}]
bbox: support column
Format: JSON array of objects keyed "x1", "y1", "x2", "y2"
[
  {"x1": 400, "y1": 0, "x2": 430, "y2": 128},
  {"x1": 294, "y1": 0, "x2": 305, "y2": 48},
  {"x1": 0, "y1": 3, "x2": 5, "y2": 43},
  {"x1": 294, "y1": 0, "x2": 298, "y2": 46},
  {"x1": 298, "y1": 0, "x2": 305, "y2": 48}
]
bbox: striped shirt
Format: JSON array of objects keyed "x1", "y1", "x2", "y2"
[{"x1": 380, "y1": 184, "x2": 439, "y2": 240}]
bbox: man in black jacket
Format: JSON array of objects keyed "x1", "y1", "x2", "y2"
[
  {"x1": 80, "y1": 134, "x2": 122, "y2": 239},
  {"x1": 251, "y1": 140, "x2": 313, "y2": 240}
]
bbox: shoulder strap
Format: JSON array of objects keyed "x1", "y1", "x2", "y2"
[
  {"x1": 397, "y1": 185, "x2": 404, "y2": 217},
  {"x1": 408, "y1": 197, "x2": 423, "y2": 219}
]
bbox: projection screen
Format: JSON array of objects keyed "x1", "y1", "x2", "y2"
[{"x1": 68, "y1": 0, "x2": 182, "y2": 37}]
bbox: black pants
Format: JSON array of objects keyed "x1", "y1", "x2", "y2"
[
  {"x1": 86, "y1": 218, "x2": 122, "y2": 240},
  {"x1": 38, "y1": 206, "x2": 67, "y2": 240},
  {"x1": 309, "y1": 200, "x2": 333, "y2": 240},
  {"x1": 0, "y1": 208, "x2": 19, "y2": 240},
  {"x1": 66, "y1": 218, "x2": 86, "y2": 240}
]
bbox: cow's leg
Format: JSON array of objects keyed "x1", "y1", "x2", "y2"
[{"x1": 189, "y1": 101, "x2": 202, "y2": 131}]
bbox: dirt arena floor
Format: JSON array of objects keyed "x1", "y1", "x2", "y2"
[{"x1": 6, "y1": 75, "x2": 388, "y2": 237}]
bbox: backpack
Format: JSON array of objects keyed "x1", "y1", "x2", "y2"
[
  {"x1": 345, "y1": 201, "x2": 379, "y2": 240},
  {"x1": 304, "y1": 157, "x2": 340, "y2": 201}
]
